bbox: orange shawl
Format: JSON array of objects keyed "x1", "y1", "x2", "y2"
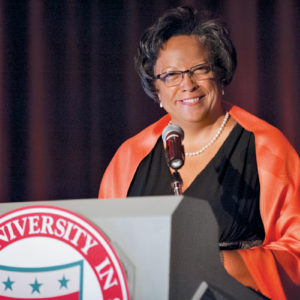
[{"x1": 99, "y1": 105, "x2": 300, "y2": 299}]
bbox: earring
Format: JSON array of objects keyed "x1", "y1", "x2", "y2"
[
  {"x1": 159, "y1": 102, "x2": 163, "y2": 108},
  {"x1": 221, "y1": 88, "x2": 225, "y2": 96}
]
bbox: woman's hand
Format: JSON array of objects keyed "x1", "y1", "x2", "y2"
[{"x1": 222, "y1": 250, "x2": 259, "y2": 291}]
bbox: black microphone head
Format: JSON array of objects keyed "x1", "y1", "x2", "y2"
[{"x1": 162, "y1": 124, "x2": 185, "y2": 170}]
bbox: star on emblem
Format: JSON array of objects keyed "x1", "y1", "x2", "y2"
[
  {"x1": 58, "y1": 274, "x2": 70, "y2": 289},
  {"x1": 2, "y1": 276, "x2": 14, "y2": 291},
  {"x1": 30, "y1": 278, "x2": 43, "y2": 294}
]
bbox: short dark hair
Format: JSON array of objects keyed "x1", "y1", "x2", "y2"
[{"x1": 134, "y1": 6, "x2": 237, "y2": 102}]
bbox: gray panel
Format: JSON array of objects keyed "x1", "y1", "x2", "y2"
[{"x1": 0, "y1": 196, "x2": 180, "y2": 299}]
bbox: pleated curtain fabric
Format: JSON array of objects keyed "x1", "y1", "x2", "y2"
[{"x1": 0, "y1": 0, "x2": 299, "y2": 203}]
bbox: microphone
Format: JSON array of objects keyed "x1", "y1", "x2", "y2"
[{"x1": 162, "y1": 124, "x2": 185, "y2": 170}]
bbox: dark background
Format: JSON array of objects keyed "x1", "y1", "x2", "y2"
[{"x1": 0, "y1": 0, "x2": 299, "y2": 203}]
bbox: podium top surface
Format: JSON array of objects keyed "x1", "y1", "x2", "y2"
[{"x1": 0, "y1": 196, "x2": 189, "y2": 218}]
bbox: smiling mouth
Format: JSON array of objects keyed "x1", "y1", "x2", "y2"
[{"x1": 179, "y1": 95, "x2": 204, "y2": 103}]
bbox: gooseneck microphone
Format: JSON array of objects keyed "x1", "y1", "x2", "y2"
[
  {"x1": 162, "y1": 124, "x2": 185, "y2": 196},
  {"x1": 162, "y1": 124, "x2": 185, "y2": 170}
]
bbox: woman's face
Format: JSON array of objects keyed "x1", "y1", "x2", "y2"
[{"x1": 154, "y1": 35, "x2": 222, "y2": 126}]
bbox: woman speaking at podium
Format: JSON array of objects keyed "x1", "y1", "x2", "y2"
[{"x1": 99, "y1": 6, "x2": 300, "y2": 299}]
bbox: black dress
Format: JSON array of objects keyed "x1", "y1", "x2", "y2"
[{"x1": 128, "y1": 124, "x2": 265, "y2": 249}]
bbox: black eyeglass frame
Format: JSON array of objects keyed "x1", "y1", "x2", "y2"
[{"x1": 155, "y1": 63, "x2": 214, "y2": 86}]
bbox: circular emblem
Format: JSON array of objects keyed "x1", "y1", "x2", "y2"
[{"x1": 0, "y1": 205, "x2": 130, "y2": 299}]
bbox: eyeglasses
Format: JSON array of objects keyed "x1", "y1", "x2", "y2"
[{"x1": 155, "y1": 63, "x2": 214, "y2": 87}]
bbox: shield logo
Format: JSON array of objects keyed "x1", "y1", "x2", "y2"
[
  {"x1": 0, "y1": 206, "x2": 130, "y2": 299},
  {"x1": 0, "y1": 260, "x2": 83, "y2": 299}
]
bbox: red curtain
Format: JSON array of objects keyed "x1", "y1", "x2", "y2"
[{"x1": 0, "y1": 0, "x2": 299, "y2": 202}]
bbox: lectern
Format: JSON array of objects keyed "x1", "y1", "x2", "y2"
[{"x1": 0, "y1": 196, "x2": 265, "y2": 300}]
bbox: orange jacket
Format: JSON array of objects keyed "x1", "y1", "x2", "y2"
[{"x1": 99, "y1": 105, "x2": 300, "y2": 299}]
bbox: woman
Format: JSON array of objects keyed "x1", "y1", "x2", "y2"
[{"x1": 99, "y1": 6, "x2": 300, "y2": 299}]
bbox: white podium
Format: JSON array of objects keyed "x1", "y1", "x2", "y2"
[{"x1": 0, "y1": 196, "x2": 265, "y2": 300}]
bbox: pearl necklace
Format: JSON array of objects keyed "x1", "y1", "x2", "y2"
[{"x1": 184, "y1": 112, "x2": 230, "y2": 157}]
